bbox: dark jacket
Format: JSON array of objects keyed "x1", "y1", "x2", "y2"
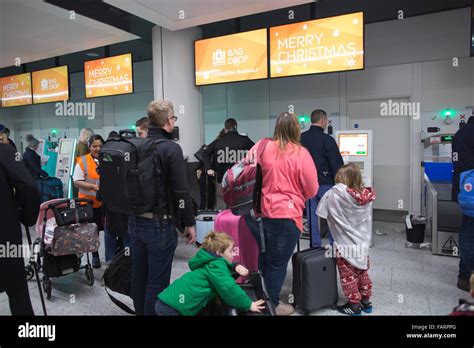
[
  {"x1": 8, "y1": 138, "x2": 17, "y2": 151},
  {"x1": 23, "y1": 147, "x2": 48, "y2": 180},
  {"x1": 202, "y1": 130, "x2": 254, "y2": 183},
  {"x1": 0, "y1": 144, "x2": 41, "y2": 292},
  {"x1": 147, "y1": 126, "x2": 195, "y2": 227},
  {"x1": 301, "y1": 125, "x2": 344, "y2": 186},
  {"x1": 452, "y1": 116, "x2": 474, "y2": 202}
]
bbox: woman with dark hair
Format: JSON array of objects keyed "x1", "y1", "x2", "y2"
[
  {"x1": 73, "y1": 134, "x2": 105, "y2": 268},
  {"x1": 245, "y1": 112, "x2": 319, "y2": 315}
]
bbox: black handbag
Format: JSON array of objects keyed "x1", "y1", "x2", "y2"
[{"x1": 53, "y1": 203, "x2": 94, "y2": 226}]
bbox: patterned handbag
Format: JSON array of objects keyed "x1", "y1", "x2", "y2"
[{"x1": 51, "y1": 223, "x2": 100, "y2": 256}]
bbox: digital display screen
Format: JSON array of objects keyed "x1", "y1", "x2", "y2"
[
  {"x1": 195, "y1": 29, "x2": 268, "y2": 86},
  {"x1": 32, "y1": 66, "x2": 69, "y2": 104},
  {"x1": 0, "y1": 73, "x2": 32, "y2": 107},
  {"x1": 339, "y1": 133, "x2": 368, "y2": 156},
  {"x1": 270, "y1": 12, "x2": 364, "y2": 78},
  {"x1": 84, "y1": 53, "x2": 133, "y2": 98},
  {"x1": 60, "y1": 140, "x2": 74, "y2": 155},
  {"x1": 441, "y1": 135, "x2": 453, "y2": 142}
]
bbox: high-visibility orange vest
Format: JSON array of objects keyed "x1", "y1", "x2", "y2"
[{"x1": 77, "y1": 153, "x2": 102, "y2": 208}]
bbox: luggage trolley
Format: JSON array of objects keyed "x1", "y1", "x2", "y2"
[{"x1": 25, "y1": 198, "x2": 99, "y2": 299}]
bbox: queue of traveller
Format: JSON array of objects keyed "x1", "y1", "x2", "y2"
[{"x1": 0, "y1": 104, "x2": 377, "y2": 317}]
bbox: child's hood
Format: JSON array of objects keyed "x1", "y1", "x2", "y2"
[
  {"x1": 188, "y1": 248, "x2": 230, "y2": 271},
  {"x1": 332, "y1": 183, "x2": 376, "y2": 207}
]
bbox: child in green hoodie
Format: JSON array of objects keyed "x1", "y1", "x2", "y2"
[{"x1": 155, "y1": 231, "x2": 266, "y2": 316}]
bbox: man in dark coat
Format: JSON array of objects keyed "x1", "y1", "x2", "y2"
[
  {"x1": 0, "y1": 143, "x2": 41, "y2": 315},
  {"x1": 301, "y1": 109, "x2": 344, "y2": 247},
  {"x1": 451, "y1": 115, "x2": 474, "y2": 292}
]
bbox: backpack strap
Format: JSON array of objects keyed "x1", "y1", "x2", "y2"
[{"x1": 104, "y1": 285, "x2": 136, "y2": 315}]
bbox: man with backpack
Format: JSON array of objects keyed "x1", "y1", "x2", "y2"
[
  {"x1": 452, "y1": 115, "x2": 474, "y2": 292},
  {"x1": 129, "y1": 100, "x2": 196, "y2": 316}
]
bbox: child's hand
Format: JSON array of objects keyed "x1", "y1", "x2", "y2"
[
  {"x1": 250, "y1": 299, "x2": 266, "y2": 313},
  {"x1": 235, "y1": 264, "x2": 249, "y2": 276}
]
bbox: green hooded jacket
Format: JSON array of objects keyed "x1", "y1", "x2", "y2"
[{"x1": 158, "y1": 248, "x2": 253, "y2": 316}]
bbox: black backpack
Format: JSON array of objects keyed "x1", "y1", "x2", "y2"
[
  {"x1": 98, "y1": 130, "x2": 167, "y2": 215},
  {"x1": 103, "y1": 249, "x2": 135, "y2": 314}
]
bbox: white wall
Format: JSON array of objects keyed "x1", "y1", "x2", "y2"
[{"x1": 0, "y1": 60, "x2": 154, "y2": 152}]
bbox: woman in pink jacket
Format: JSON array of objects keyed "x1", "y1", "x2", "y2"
[{"x1": 245, "y1": 112, "x2": 318, "y2": 316}]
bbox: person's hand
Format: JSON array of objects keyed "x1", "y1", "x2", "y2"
[
  {"x1": 235, "y1": 264, "x2": 249, "y2": 277},
  {"x1": 94, "y1": 184, "x2": 100, "y2": 192},
  {"x1": 250, "y1": 299, "x2": 265, "y2": 313},
  {"x1": 196, "y1": 169, "x2": 202, "y2": 180},
  {"x1": 207, "y1": 169, "x2": 215, "y2": 177},
  {"x1": 184, "y1": 225, "x2": 196, "y2": 245}
]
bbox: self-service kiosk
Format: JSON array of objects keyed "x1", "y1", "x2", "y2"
[
  {"x1": 335, "y1": 130, "x2": 374, "y2": 245},
  {"x1": 55, "y1": 138, "x2": 76, "y2": 198}
]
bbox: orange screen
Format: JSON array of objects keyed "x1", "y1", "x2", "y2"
[
  {"x1": 84, "y1": 53, "x2": 133, "y2": 98},
  {"x1": 32, "y1": 66, "x2": 69, "y2": 104},
  {"x1": 270, "y1": 12, "x2": 364, "y2": 78},
  {"x1": 0, "y1": 73, "x2": 32, "y2": 107},
  {"x1": 195, "y1": 29, "x2": 268, "y2": 86}
]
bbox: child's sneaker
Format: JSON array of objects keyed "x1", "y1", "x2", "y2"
[
  {"x1": 361, "y1": 300, "x2": 373, "y2": 313},
  {"x1": 336, "y1": 302, "x2": 361, "y2": 316}
]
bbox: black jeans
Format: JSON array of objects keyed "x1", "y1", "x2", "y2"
[{"x1": 5, "y1": 282, "x2": 34, "y2": 316}]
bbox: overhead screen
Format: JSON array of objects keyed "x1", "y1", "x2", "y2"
[
  {"x1": 32, "y1": 66, "x2": 69, "y2": 104},
  {"x1": 270, "y1": 12, "x2": 364, "y2": 78},
  {"x1": 84, "y1": 53, "x2": 133, "y2": 98},
  {"x1": 0, "y1": 73, "x2": 32, "y2": 107},
  {"x1": 195, "y1": 28, "x2": 268, "y2": 86}
]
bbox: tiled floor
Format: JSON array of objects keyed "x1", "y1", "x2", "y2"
[{"x1": 0, "y1": 221, "x2": 471, "y2": 316}]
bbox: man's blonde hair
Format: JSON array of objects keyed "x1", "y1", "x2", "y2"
[
  {"x1": 147, "y1": 100, "x2": 174, "y2": 127},
  {"x1": 201, "y1": 231, "x2": 234, "y2": 254}
]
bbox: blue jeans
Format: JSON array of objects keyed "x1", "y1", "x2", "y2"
[
  {"x1": 244, "y1": 217, "x2": 300, "y2": 305},
  {"x1": 306, "y1": 184, "x2": 334, "y2": 247},
  {"x1": 155, "y1": 299, "x2": 181, "y2": 316},
  {"x1": 128, "y1": 216, "x2": 178, "y2": 316},
  {"x1": 458, "y1": 214, "x2": 474, "y2": 281},
  {"x1": 104, "y1": 228, "x2": 131, "y2": 263}
]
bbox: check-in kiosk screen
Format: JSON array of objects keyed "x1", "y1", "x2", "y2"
[
  {"x1": 339, "y1": 133, "x2": 368, "y2": 156},
  {"x1": 59, "y1": 140, "x2": 74, "y2": 155}
]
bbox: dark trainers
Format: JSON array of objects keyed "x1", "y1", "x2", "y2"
[
  {"x1": 92, "y1": 256, "x2": 101, "y2": 269},
  {"x1": 361, "y1": 300, "x2": 373, "y2": 313},
  {"x1": 457, "y1": 277, "x2": 470, "y2": 292},
  {"x1": 336, "y1": 302, "x2": 361, "y2": 316}
]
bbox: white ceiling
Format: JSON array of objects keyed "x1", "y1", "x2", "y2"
[
  {"x1": 0, "y1": 0, "x2": 139, "y2": 69},
  {"x1": 105, "y1": 0, "x2": 316, "y2": 31}
]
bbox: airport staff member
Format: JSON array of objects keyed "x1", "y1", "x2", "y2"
[
  {"x1": 301, "y1": 109, "x2": 344, "y2": 247},
  {"x1": 0, "y1": 142, "x2": 40, "y2": 315},
  {"x1": 128, "y1": 100, "x2": 196, "y2": 316},
  {"x1": 73, "y1": 134, "x2": 105, "y2": 269},
  {"x1": 452, "y1": 114, "x2": 474, "y2": 292}
]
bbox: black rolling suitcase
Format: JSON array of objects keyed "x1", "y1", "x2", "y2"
[{"x1": 292, "y1": 241, "x2": 338, "y2": 315}]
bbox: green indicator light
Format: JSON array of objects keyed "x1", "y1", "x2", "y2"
[
  {"x1": 356, "y1": 151, "x2": 366, "y2": 154},
  {"x1": 131, "y1": 125, "x2": 136, "y2": 130},
  {"x1": 51, "y1": 129, "x2": 57, "y2": 135}
]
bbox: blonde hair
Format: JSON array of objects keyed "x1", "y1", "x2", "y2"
[
  {"x1": 335, "y1": 163, "x2": 364, "y2": 191},
  {"x1": 147, "y1": 100, "x2": 174, "y2": 127},
  {"x1": 273, "y1": 112, "x2": 301, "y2": 150},
  {"x1": 79, "y1": 128, "x2": 94, "y2": 144},
  {"x1": 201, "y1": 231, "x2": 234, "y2": 254}
]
